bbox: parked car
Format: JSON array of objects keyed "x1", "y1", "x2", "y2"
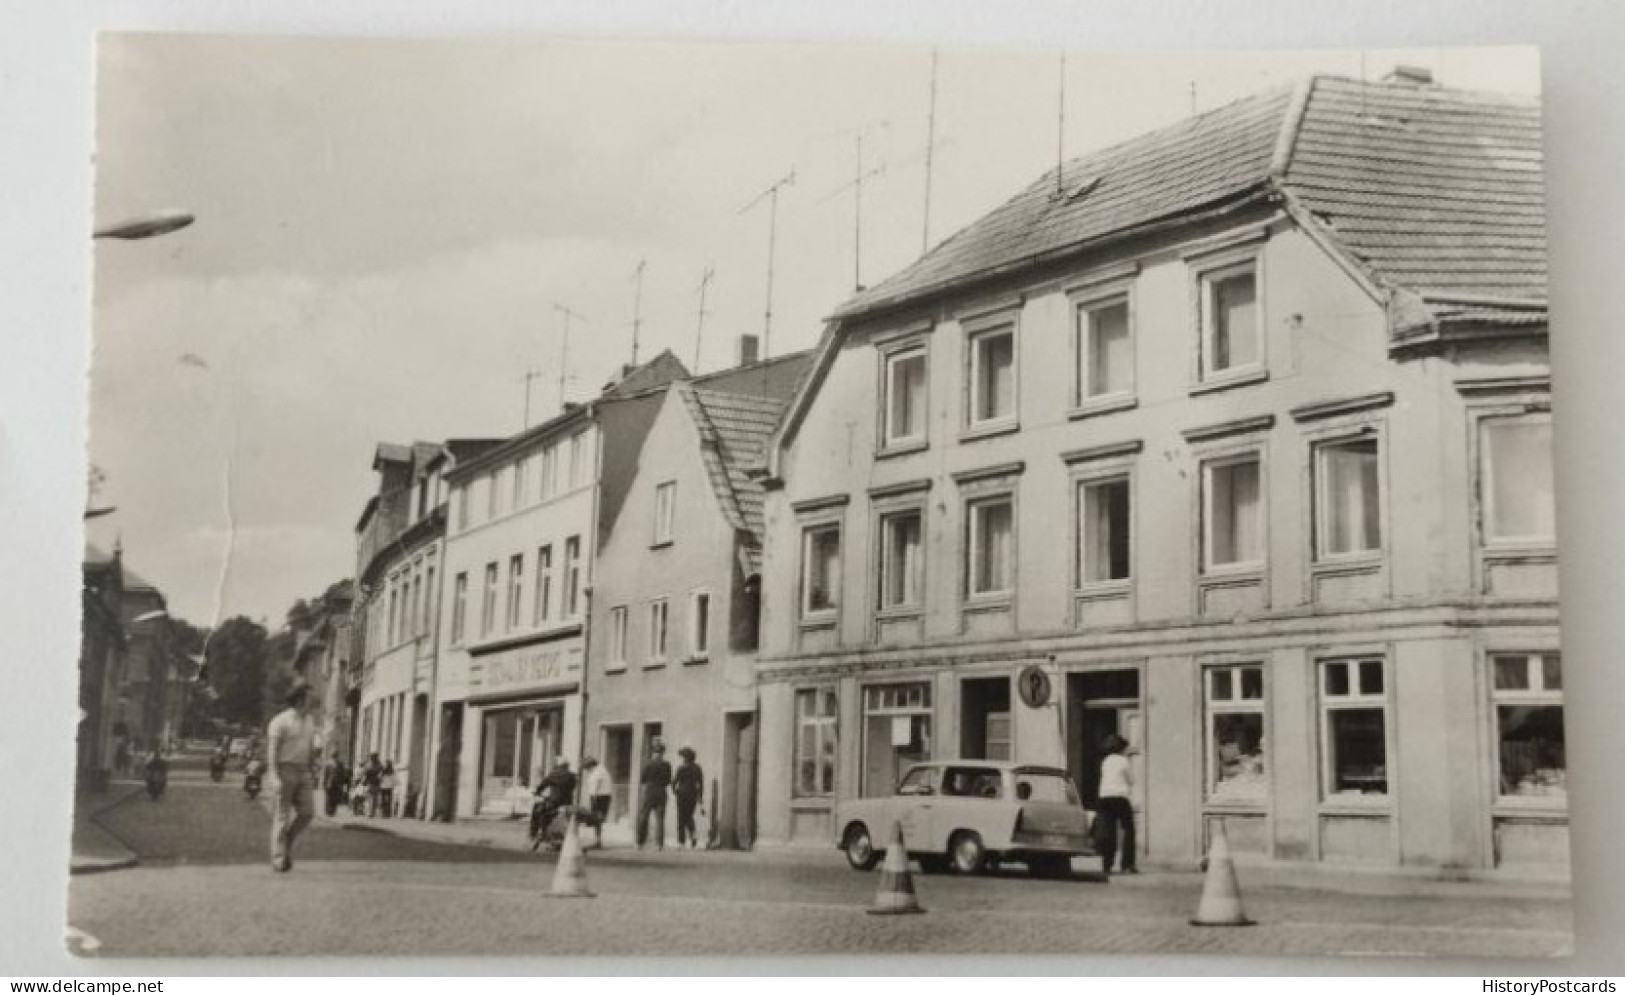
[
  {"x1": 227, "y1": 737, "x2": 252, "y2": 761},
  {"x1": 835, "y1": 761, "x2": 1095, "y2": 878}
]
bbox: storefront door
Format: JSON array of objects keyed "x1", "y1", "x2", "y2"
[
  {"x1": 479, "y1": 704, "x2": 563, "y2": 812},
  {"x1": 861, "y1": 682, "x2": 933, "y2": 797},
  {"x1": 1067, "y1": 669, "x2": 1145, "y2": 814}
]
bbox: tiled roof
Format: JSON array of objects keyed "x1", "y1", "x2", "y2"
[
  {"x1": 836, "y1": 75, "x2": 1545, "y2": 323},
  {"x1": 603, "y1": 349, "x2": 691, "y2": 398},
  {"x1": 677, "y1": 386, "x2": 792, "y2": 574}
]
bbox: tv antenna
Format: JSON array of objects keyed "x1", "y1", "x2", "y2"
[
  {"x1": 629, "y1": 258, "x2": 646, "y2": 367},
  {"x1": 739, "y1": 169, "x2": 796, "y2": 359},
  {"x1": 818, "y1": 130, "x2": 888, "y2": 292},
  {"x1": 552, "y1": 302, "x2": 589, "y2": 410},
  {"x1": 520, "y1": 368, "x2": 545, "y2": 429},
  {"x1": 922, "y1": 49, "x2": 939, "y2": 253},
  {"x1": 693, "y1": 265, "x2": 715, "y2": 372}
]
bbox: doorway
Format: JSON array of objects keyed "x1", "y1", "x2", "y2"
[
  {"x1": 601, "y1": 724, "x2": 633, "y2": 822},
  {"x1": 961, "y1": 676, "x2": 1012, "y2": 760},
  {"x1": 720, "y1": 710, "x2": 758, "y2": 849},
  {"x1": 432, "y1": 703, "x2": 462, "y2": 822},
  {"x1": 1066, "y1": 669, "x2": 1144, "y2": 814}
]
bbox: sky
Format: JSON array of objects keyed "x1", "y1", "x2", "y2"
[{"x1": 88, "y1": 36, "x2": 1540, "y2": 628}]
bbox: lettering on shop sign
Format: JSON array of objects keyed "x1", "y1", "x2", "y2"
[{"x1": 476, "y1": 646, "x2": 582, "y2": 692}]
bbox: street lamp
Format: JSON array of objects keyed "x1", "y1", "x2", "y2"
[{"x1": 94, "y1": 210, "x2": 195, "y2": 241}]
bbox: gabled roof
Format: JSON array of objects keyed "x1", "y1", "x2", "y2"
[
  {"x1": 836, "y1": 75, "x2": 1545, "y2": 324},
  {"x1": 675, "y1": 385, "x2": 793, "y2": 575},
  {"x1": 603, "y1": 349, "x2": 691, "y2": 399}
]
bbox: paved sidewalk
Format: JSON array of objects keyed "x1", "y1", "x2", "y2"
[{"x1": 70, "y1": 780, "x2": 145, "y2": 875}]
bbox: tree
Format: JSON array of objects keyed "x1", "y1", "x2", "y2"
[{"x1": 203, "y1": 616, "x2": 271, "y2": 730}]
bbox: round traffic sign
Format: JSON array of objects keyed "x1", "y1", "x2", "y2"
[{"x1": 1017, "y1": 664, "x2": 1052, "y2": 708}]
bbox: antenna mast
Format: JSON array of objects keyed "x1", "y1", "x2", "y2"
[
  {"x1": 630, "y1": 258, "x2": 646, "y2": 367},
  {"x1": 739, "y1": 169, "x2": 796, "y2": 360},
  {"x1": 922, "y1": 49, "x2": 939, "y2": 254},
  {"x1": 1055, "y1": 51, "x2": 1067, "y2": 198},
  {"x1": 521, "y1": 369, "x2": 544, "y2": 429},
  {"x1": 694, "y1": 265, "x2": 714, "y2": 372},
  {"x1": 552, "y1": 302, "x2": 589, "y2": 411}
]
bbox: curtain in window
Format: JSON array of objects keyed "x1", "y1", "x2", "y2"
[
  {"x1": 885, "y1": 515, "x2": 922, "y2": 606},
  {"x1": 889, "y1": 354, "x2": 926, "y2": 440},
  {"x1": 1087, "y1": 302, "x2": 1131, "y2": 397},
  {"x1": 1484, "y1": 420, "x2": 1555, "y2": 541},
  {"x1": 975, "y1": 501, "x2": 1013, "y2": 593},
  {"x1": 1322, "y1": 439, "x2": 1380, "y2": 554},
  {"x1": 1210, "y1": 460, "x2": 1261, "y2": 566},
  {"x1": 1213, "y1": 273, "x2": 1258, "y2": 370},
  {"x1": 977, "y1": 334, "x2": 1015, "y2": 421},
  {"x1": 1081, "y1": 479, "x2": 1130, "y2": 582}
]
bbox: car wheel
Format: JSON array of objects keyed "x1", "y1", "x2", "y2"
[
  {"x1": 949, "y1": 831, "x2": 986, "y2": 874},
  {"x1": 844, "y1": 823, "x2": 879, "y2": 871},
  {"x1": 1029, "y1": 855, "x2": 1071, "y2": 880}
]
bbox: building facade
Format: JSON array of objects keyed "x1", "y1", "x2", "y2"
[
  {"x1": 756, "y1": 74, "x2": 1561, "y2": 875},
  {"x1": 584, "y1": 351, "x2": 810, "y2": 847},
  {"x1": 79, "y1": 544, "x2": 126, "y2": 787}
]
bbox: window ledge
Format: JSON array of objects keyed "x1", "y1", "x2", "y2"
[
  {"x1": 959, "y1": 420, "x2": 1020, "y2": 444},
  {"x1": 1318, "y1": 798, "x2": 1392, "y2": 815},
  {"x1": 1482, "y1": 544, "x2": 1558, "y2": 563},
  {"x1": 1075, "y1": 580, "x2": 1132, "y2": 599},
  {"x1": 875, "y1": 606, "x2": 924, "y2": 622},
  {"x1": 683, "y1": 653, "x2": 710, "y2": 666},
  {"x1": 877, "y1": 439, "x2": 929, "y2": 461},
  {"x1": 1199, "y1": 566, "x2": 1266, "y2": 584},
  {"x1": 642, "y1": 659, "x2": 667, "y2": 671},
  {"x1": 1190, "y1": 368, "x2": 1269, "y2": 397},
  {"x1": 963, "y1": 593, "x2": 1013, "y2": 614},
  {"x1": 604, "y1": 663, "x2": 627, "y2": 675},
  {"x1": 1067, "y1": 395, "x2": 1138, "y2": 421},
  {"x1": 1310, "y1": 556, "x2": 1384, "y2": 577},
  {"x1": 799, "y1": 615, "x2": 838, "y2": 631},
  {"x1": 1490, "y1": 801, "x2": 1568, "y2": 819},
  {"x1": 789, "y1": 797, "x2": 834, "y2": 810},
  {"x1": 1202, "y1": 800, "x2": 1268, "y2": 814}
]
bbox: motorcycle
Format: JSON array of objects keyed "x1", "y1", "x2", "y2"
[{"x1": 243, "y1": 759, "x2": 264, "y2": 801}]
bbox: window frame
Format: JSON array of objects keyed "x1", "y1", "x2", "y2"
[
  {"x1": 1070, "y1": 279, "x2": 1138, "y2": 416},
  {"x1": 563, "y1": 536, "x2": 582, "y2": 618},
  {"x1": 450, "y1": 571, "x2": 468, "y2": 645},
  {"x1": 1200, "y1": 450, "x2": 1267, "y2": 575},
  {"x1": 688, "y1": 590, "x2": 711, "y2": 660},
  {"x1": 964, "y1": 493, "x2": 1016, "y2": 602},
  {"x1": 1203, "y1": 662, "x2": 1269, "y2": 807},
  {"x1": 505, "y1": 553, "x2": 524, "y2": 631},
  {"x1": 607, "y1": 605, "x2": 629, "y2": 673},
  {"x1": 653, "y1": 480, "x2": 677, "y2": 547},
  {"x1": 876, "y1": 506, "x2": 926, "y2": 614},
  {"x1": 1317, "y1": 655, "x2": 1393, "y2": 808},
  {"x1": 1196, "y1": 257, "x2": 1265, "y2": 385},
  {"x1": 964, "y1": 319, "x2": 1019, "y2": 433},
  {"x1": 534, "y1": 544, "x2": 553, "y2": 625},
  {"x1": 480, "y1": 562, "x2": 498, "y2": 638},
  {"x1": 792, "y1": 686, "x2": 839, "y2": 799},
  {"x1": 1311, "y1": 432, "x2": 1386, "y2": 565},
  {"x1": 799, "y1": 522, "x2": 842, "y2": 623},
  {"x1": 647, "y1": 598, "x2": 669, "y2": 666},
  {"x1": 1488, "y1": 651, "x2": 1566, "y2": 810},
  {"x1": 1478, "y1": 412, "x2": 1557, "y2": 550},
  {"x1": 1076, "y1": 471, "x2": 1133, "y2": 590},
  {"x1": 879, "y1": 341, "x2": 930, "y2": 454}
]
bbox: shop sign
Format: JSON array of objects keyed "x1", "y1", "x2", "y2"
[{"x1": 473, "y1": 644, "x2": 582, "y2": 695}]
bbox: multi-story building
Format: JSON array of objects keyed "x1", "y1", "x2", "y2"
[
  {"x1": 353, "y1": 440, "x2": 498, "y2": 816},
  {"x1": 431, "y1": 351, "x2": 688, "y2": 819},
  {"x1": 117, "y1": 562, "x2": 178, "y2": 753},
  {"x1": 79, "y1": 543, "x2": 126, "y2": 788},
  {"x1": 756, "y1": 72, "x2": 1559, "y2": 875},
  {"x1": 584, "y1": 349, "x2": 811, "y2": 846}
]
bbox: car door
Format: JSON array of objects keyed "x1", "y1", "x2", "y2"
[
  {"x1": 892, "y1": 764, "x2": 939, "y2": 852},
  {"x1": 932, "y1": 765, "x2": 1001, "y2": 852}
]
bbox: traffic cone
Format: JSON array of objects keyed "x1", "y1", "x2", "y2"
[
  {"x1": 1189, "y1": 821, "x2": 1253, "y2": 926},
  {"x1": 543, "y1": 813, "x2": 596, "y2": 899},
  {"x1": 867, "y1": 822, "x2": 925, "y2": 915}
]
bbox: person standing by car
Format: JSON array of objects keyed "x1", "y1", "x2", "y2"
[
  {"x1": 672, "y1": 747, "x2": 705, "y2": 849},
  {"x1": 637, "y1": 742, "x2": 672, "y2": 850},
  {"x1": 580, "y1": 756, "x2": 613, "y2": 849},
  {"x1": 266, "y1": 681, "x2": 318, "y2": 873},
  {"x1": 1096, "y1": 733, "x2": 1137, "y2": 875}
]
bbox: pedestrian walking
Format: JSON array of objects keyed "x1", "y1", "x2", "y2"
[
  {"x1": 360, "y1": 753, "x2": 382, "y2": 817},
  {"x1": 266, "y1": 681, "x2": 318, "y2": 873},
  {"x1": 1095, "y1": 733, "x2": 1137, "y2": 875},
  {"x1": 322, "y1": 753, "x2": 347, "y2": 817},
  {"x1": 380, "y1": 760, "x2": 397, "y2": 818},
  {"x1": 581, "y1": 755, "x2": 612, "y2": 849},
  {"x1": 636, "y1": 742, "x2": 672, "y2": 850},
  {"x1": 673, "y1": 746, "x2": 705, "y2": 849}
]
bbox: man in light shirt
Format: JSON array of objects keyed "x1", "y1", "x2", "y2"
[
  {"x1": 266, "y1": 681, "x2": 318, "y2": 872},
  {"x1": 1096, "y1": 733, "x2": 1138, "y2": 875},
  {"x1": 581, "y1": 755, "x2": 613, "y2": 849}
]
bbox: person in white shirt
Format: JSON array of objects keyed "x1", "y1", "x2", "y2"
[
  {"x1": 266, "y1": 681, "x2": 318, "y2": 872},
  {"x1": 1096, "y1": 733, "x2": 1138, "y2": 874},
  {"x1": 581, "y1": 756, "x2": 613, "y2": 849}
]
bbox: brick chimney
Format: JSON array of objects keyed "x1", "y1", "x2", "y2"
[
  {"x1": 1383, "y1": 65, "x2": 1434, "y2": 86},
  {"x1": 738, "y1": 334, "x2": 761, "y2": 367}
]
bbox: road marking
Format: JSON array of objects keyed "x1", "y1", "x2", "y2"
[{"x1": 65, "y1": 926, "x2": 102, "y2": 955}]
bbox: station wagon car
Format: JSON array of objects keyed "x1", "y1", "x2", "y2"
[{"x1": 834, "y1": 761, "x2": 1095, "y2": 878}]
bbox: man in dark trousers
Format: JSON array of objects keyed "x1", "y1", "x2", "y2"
[
  {"x1": 637, "y1": 741, "x2": 672, "y2": 850},
  {"x1": 673, "y1": 747, "x2": 705, "y2": 849}
]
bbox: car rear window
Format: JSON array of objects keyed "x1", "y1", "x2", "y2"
[{"x1": 1014, "y1": 773, "x2": 1080, "y2": 805}]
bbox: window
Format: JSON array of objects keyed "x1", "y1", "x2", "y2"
[
  {"x1": 862, "y1": 682, "x2": 933, "y2": 797},
  {"x1": 424, "y1": 565, "x2": 435, "y2": 638},
  {"x1": 480, "y1": 562, "x2": 498, "y2": 637},
  {"x1": 387, "y1": 584, "x2": 399, "y2": 644},
  {"x1": 882, "y1": 348, "x2": 928, "y2": 448},
  {"x1": 648, "y1": 599, "x2": 669, "y2": 663},
  {"x1": 563, "y1": 536, "x2": 581, "y2": 617},
  {"x1": 878, "y1": 510, "x2": 923, "y2": 610},
  {"x1": 794, "y1": 687, "x2": 839, "y2": 797},
  {"x1": 1481, "y1": 416, "x2": 1555, "y2": 545},
  {"x1": 653, "y1": 481, "x2": 677, "y2": 545},
  {"x1": 968, "y1": 325, "x2": 1016, "y2": 426},
  {"x1": 506, "y1": 554, "x2": 524, "y2": 631},
  {"x1": 1206, "y1": 665, "x2": 1267, "y2": 803},
  {"x1": 455, "y1": 487, "x2": 469, "y2": 531},
  {"x1": 407, "y1": 570, "x2": 420, "y2": 639},
  {"x1": 489, "y1": 469, "x2": 504, "y2": 519},
  {"x1": 966, "y1": 497, "x2": 1014, "y2": 597},
  {"x1": 569, "y1": 432, "x2": 587, "y2": 488},
  {"x1": 1200, "y1": 263, "x2": 1261, "y2": 380},
  {"x1": 801, "y1": 525, "x2": 841, "y2": 618},
  {"x1": 1315, "y1": 437, "x2": 1382, "y2": 559},
  {"x1": 1078, "y1": 476, "x2": 1131, "y2": 584},
  {"x1": 898, "y1": 766, "x2": 938, "y2": 796},
  {"x1": 533, "y1": 545, "x2": 553, "y2": 624},
  {"x1": 1319, "y1": 658, "x2": 1388, "y2": 798},
  {"x1": 689, "y1": 592, "x2": 711, "y2": 657},
  {"x1": 541, "y1": 446, "x2": 559, "y2": 500},
  {"x1": 1077, "y1": 297, "x2": 1132, "y2": 403},
  {"x1": 1203, "y1": 455, "x2": 1263, "y2": 571},
  {"x1": 1492, "y1": 653, "x2": 1565, "y2": 803},
  {"x1": 608, "y1": 606, "x2": 629, "y2": 670},
  {"x1": 451, "y1": 572, "x2": 467, "y2": 644},
  {"x1": 513, "y1": 455, "x2": 530, "y2": 508}
]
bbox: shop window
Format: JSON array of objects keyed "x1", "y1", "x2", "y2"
[
  {"x1": 1205, "y1": 664, "x2": 1267, "y2": 803},
  {"x1": 506, "y1": 554, "x2": 524, "y2": 631},
  {"x1": 1480, "y1": 415, "x2": 1555, "y2": 545},
  {"x1": 653, "y1": 481, "x2": 677, "y2": 546},
  {"x1": 1492, "y1": 653, "x2": 1566, "y2": 803},
  {"x1": 1315, "y1": 437, "x2": 1382, "y2": 559},
  {"x1": 450, "y1": 572, "x2": 467, "y2": 644},
  {"x1": 878, "y1": 509, "x2": 924, "y2": 611},
  {"x1": 794, "y1": 687, "x2": 838, "y2": 797},
  {"x1": 862, "y1": 682, "x2": 932, "y2": 797},
  {"x1": 968, "y1": 325, "x2": 1017, "y2": 427},
  {"x1": 1078, "y1": 475, "x2": 1131, "y2": 584},
  {"x1": 1319, "y1": 658, "x2": 1388, "y2": 799},
  {"x1": 539, "y1": 547, "x2": 557, "y2": 622},
  {"x1": 966, "y1": 496, "x2": 1014, "y2": 598},
  {"x1": 1076, "y1": 296, "x2": 1132, "y2": 404},
  {"x1": 1199, "y1": 262, "x2": 1261, "y2": 381},
  {"x1": 1203, "y1": 454, "x2": 1263, "y2": 571},
  {"x1": 882, "y1": 347, "x2": 928, "y2": 449},
  {"x1": 480, "y1": 562, "x2": 498, "y2": 638},
  {"x1": 608, "y1": 606, "x2": 628, "y2": 672},
  {"x1": 801, "y1": 525, "x2": 841, "y2": 619}
]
